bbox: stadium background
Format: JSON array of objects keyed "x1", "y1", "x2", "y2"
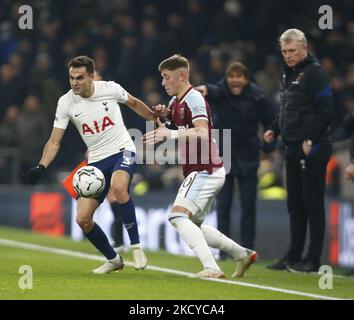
[{"x1": 0, "y1": 0, "x2": 353, "y2": 269}]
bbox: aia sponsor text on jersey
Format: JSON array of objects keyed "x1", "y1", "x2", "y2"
[{"x1": 82, "y1": 116, "x2": 115, "y2": 135}]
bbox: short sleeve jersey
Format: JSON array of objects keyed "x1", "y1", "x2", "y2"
[
  {"x1": 54, "y1": 81, "x2": 136, "y2": 163},
  {"x1": 169, "y1": 87, "x2": 223, "y2": 177}
]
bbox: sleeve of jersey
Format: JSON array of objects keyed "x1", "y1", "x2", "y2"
[
  {"x1": 108, "y1": 81, "x2": 128, "y2": 104},
  {"x1": 186, "y1": 94, "x2": 209, "y2": 123},
  {"x1": 53, "y1": 97, "x2": 70, "y2": 129}
]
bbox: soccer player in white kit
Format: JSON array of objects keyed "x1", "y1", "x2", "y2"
[
  {"x1": 25, "y1": 56, "x2": 156, "y2": 273},
  {"x1": 144, "y1": 54, "x2": 257, "y2": 278}
]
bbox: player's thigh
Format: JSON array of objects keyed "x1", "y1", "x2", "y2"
[
  {"x1": 172, "y1": 168, "x2": 225, "y2": 223},
  {"x1": 76, "y1": 197, "x2": 100, "y2": 222}
]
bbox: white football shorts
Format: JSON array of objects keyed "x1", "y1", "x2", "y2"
[{"x1": 172, "y1": 166, "x2": 225, "y2": 224}]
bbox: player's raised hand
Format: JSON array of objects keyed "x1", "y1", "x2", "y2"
[
  {"x1": 143, "y1": 117, "x2": 171, "y2": 145},
  {"x1": 152, "y1": 104, "x2": 170, "y2": 118},
  {"x1": 194, "y1": 85, "x2": 208, "y2": 97},
  {"x1": 263, "y1": 130, "x2": 275, "y2": 143},
  {"x1": 25, "y1": 164, "x2": 46, "y2": 184}
]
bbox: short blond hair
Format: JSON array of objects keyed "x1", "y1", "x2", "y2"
[
  {"x1": 279, "y1": 28, "x2": 307, "y2": 46},
  {"x1": 158, "y1": 54, "x2": 189, "y2": 72}
]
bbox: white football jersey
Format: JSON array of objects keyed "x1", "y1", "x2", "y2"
[{"x1": 54, "y1": 81, "x2": 136, "y2": 163}]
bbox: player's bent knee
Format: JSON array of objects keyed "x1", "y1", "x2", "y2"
[
  {"x1": 110, "y1": 184, "x2": 129, "y2": 203},
  {"x1": 172, "y1": 205, "x2": 192, "y2": 215},
  {"x1": 76, "y1": 216, "x2": 93, "y2": 233}
]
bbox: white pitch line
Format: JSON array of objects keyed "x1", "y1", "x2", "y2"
[{"x1": 0, "y1": 238, "x2": 350, "y2": 300}]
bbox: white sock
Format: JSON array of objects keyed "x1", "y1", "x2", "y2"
[
  {"x1": 170, "y1": 216, "x2": 220, "y2": 271},
  {"x1": 201, "y1": 225, "x2": 247, "y2": 260}
]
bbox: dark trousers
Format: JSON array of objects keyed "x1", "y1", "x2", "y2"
[
  {"x1": 285, "y1": 143, "x2": 332, "y2": 264},
  {"x1": 216, "y1": 172, "x2": 258, "y2": 249}
]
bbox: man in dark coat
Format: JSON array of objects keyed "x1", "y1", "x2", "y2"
[
  {"x1": 196, "y1": 62, "x2": 276, "y2": 253},
  {"x1": 264, "y1": 29, "x2": 333, "y2": 272}
]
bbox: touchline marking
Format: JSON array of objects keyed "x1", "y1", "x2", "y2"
[{"x1": 0, "y1": 238, "x2": 349, "y2": 300}]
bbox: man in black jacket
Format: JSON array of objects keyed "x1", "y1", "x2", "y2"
[
  {"x1": 264, "y1": 29, "x2": 333, "y2": 272},
  {"x1": 196, "y1": 62, "x2": 276, "y2": 252}
]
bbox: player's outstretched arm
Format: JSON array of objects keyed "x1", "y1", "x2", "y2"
[
  {"x1": 143, "y1": 118, "x2": 208, "y2": 145},
  {"x1": 125, "y1": 94, "x2": 156, "y2": 122},
  {"x1": 25, "y1": 127, "x2": 65, "y2": 184},
  {"x1": 178, "y1": 119, "x2": 209, "y2": 141}
]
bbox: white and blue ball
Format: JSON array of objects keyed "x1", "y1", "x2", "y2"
[{"x1": 73, "y1": 166, "x2": 105, "y2": 198}]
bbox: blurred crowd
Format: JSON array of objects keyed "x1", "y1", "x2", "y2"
[{"x1": 0, "y1": 0, "x2": 354, "y2": 196}]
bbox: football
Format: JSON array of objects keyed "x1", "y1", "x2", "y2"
[{"x1": 73, "y1": 166, "x2": 105, "y2": 198}]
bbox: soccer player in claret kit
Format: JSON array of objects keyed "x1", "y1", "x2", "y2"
[
  {"x1": 144, "y1": 54, "x2": 257, "y2": 278},
  {"x1": 25, "y1": 56, "x2": 156, "y2": 273}
]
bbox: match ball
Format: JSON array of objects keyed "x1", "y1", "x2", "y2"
[{"x1": 73, "y1": 166, "x2": 105, "y2": 198}]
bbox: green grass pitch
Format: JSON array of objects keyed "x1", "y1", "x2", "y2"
[{"x1": 0, "y1": 226, "x2": 353, "y2": 300}]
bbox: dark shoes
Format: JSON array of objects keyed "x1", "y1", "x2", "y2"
[
  {"x1": 266, "y1": 258, "x2": 299, "y2": 271},
  {"x1": 267, "y1": 257, "x2": 320, "y2": 273},
  {"x1": 288, "y1": 258, "x2": 320, "y2": 273}
]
